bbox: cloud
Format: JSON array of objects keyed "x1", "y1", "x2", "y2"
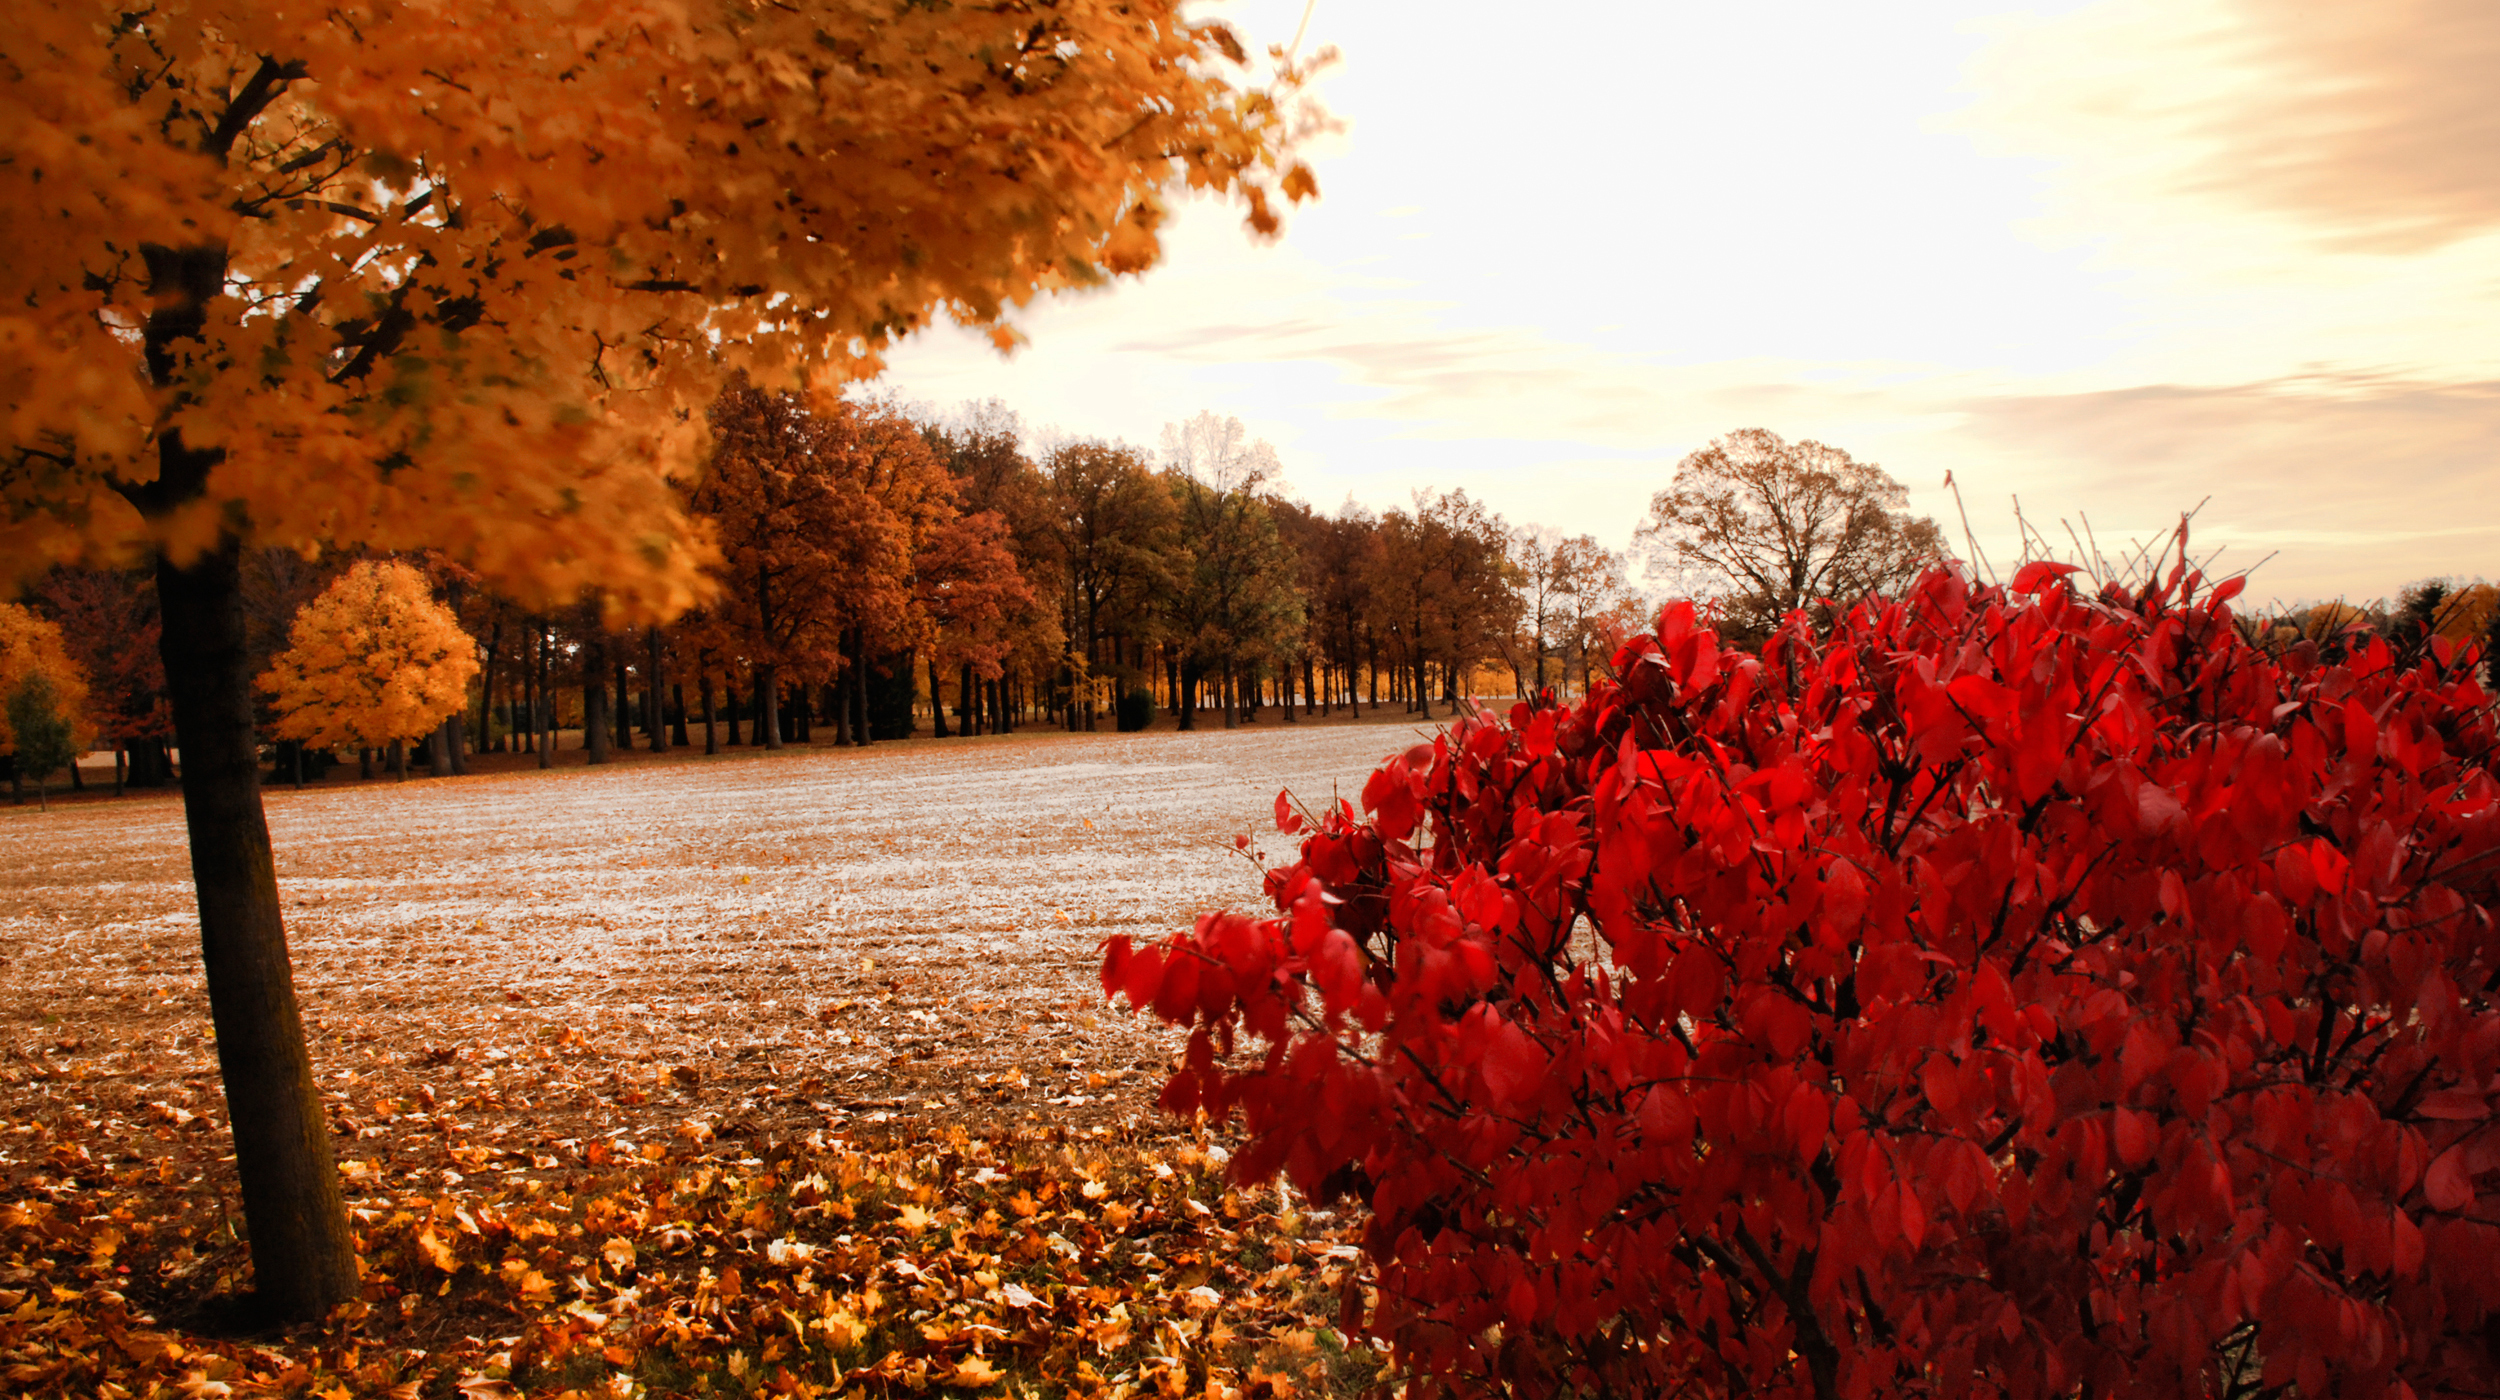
[
  {"x1": 1947, "y1": 373, "x2": 2500, "y2": 601},
  {"x1": 1968, "y1": 0, "x2": 2500, "y2": 252}
]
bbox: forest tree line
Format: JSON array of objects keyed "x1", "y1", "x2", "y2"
[
  {"x1": 10, "y1": 403, "x2": 2493, "y2": 797},
  {"x1": 3, "y1": 388, "x2": 1649, "y2": 789}
]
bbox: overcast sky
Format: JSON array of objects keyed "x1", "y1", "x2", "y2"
[{"x1": 879, "y1": 0, "x2": 2500, "y2": 607}]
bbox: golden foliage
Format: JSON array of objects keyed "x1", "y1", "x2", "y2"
[
  {"x1": 0, "y1": 603, "x2": 95, "y2": 756},
  {"x1": 258, "y1": 561, "x2": 479, "y2": 749},
  {"x1": 2, "y1": 0, "x2": 1323, "y2": 617}
]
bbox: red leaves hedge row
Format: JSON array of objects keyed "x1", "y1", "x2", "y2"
[{"x1": 1104, "y1": 560, "x2": 2500, "y2": 1400}]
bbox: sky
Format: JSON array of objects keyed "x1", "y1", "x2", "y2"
[{"x1": 878, "y1": 0, "x2": 2500, "y2": 608}]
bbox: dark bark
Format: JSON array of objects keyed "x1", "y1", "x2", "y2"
[
  {"x1": 155, "y1": 535, "x2": 358, "y2": 1321},
  {"x1": 700, "y1": 672, "x2": 718, "y2": 754},
  {"x1": 535, "y1": 624, "x2": 554, "y2": 768},
  {"x1": 646, "y1": 628, "x2": 669, "y2": 752},
  {"x1": 358, "y1": 747, "x2": 374, "y2": 780},
  {"x1": 929, "y1": 655, "x2": 950, "y2": 738},
  {"x1": 671, "y1": 683, "x2": 689, "y2": 748},
  {"x1": 612, "y1": 656, "x2": 631, "y2": 748},
  {"x1": 758, "y1": 665, "x2": 782, "y2": 749},
  {"x1": 1221, "y1": 658, "x2": 1236, "y2": 729},
  {"x1": 849, "y1": 630, "x2": 872, "y2": 746},
  {"x1": 388, "y1": 738, "x2": 406, "y2": 780},
  {"x1": 584, "y1": 635, "x2": 611, "y2": 765},
  {"x1": 830, "y1": 672, "x2": 850, "y2": 745}
]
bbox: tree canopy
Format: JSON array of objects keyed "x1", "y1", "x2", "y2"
[
  {"x1": 258, "y1": 560, "x2": 479, "y2": 752},
  {"x1": 1637, "y1": 429, "x2": 1944, "y2": 641},
  {"x1": 1, "y1": 0, "x2": 1323, "y2": 611}
]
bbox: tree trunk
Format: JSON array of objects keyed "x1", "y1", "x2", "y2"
[
  {"x1": 851, "y1": 633, "x2": 873, "y2": 746},
  {"x1": 115, "y1": 743, "x2": 126, "y2": 796},
  {"x1": 155, "y1": 535, "x2": 358, "y2": 1322},
  {"x1": 446, "y1": 715, "x2": 469, "y2": 774},
  {"x1": 1221, "y1": 658, "x2": 1236, "y2": 729},
  {"x1": 725, "y1": 673, "x2": 742, "y2": 746},
  {"x1": 701, "y1": 672, "x2": 718, "y2": 755},
  {"x1": 612, "y1": 656, "x2": 631, "y2": 749},
  {"x1": 584, "y1": 635, "x2": 611, "y2": 765},
  {"x1": 359, "y1": 747, "x2": 374, "y2": 780},
  {"x1": 830, "y1": 669, "x2": 851, "y2": 745},
  {"x1": 534, "y1": 625, "x2": 554, "y2": 768},
  {"x1": 671, "y1": 683, "x2": 689, "y2": 748},
  {"x1": 388, "y1": 738, "x2": 406, "y2": 780},
  {"x1": 758, "y1": 665, "x2": 782, "y2": 750},
  {"x1": 930, "y1": 654, "x2": 950, "y2": 738},
  {"x1": 426, "y1": 720, "x2": 452, "y2": 777},
  {"x1": 646, "y1": 628, "x2": 669, "y2": 752}
]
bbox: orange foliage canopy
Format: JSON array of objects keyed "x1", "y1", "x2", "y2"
[
  {"x1": 0, "y1": 603, "x2": 95, "y2": 756},
  {"x1": 258, "y1": 561, "x2": 479, "y2": 750},
  {"x1": 1, "y1": 0, "x2": 1322, "y2": 613}
]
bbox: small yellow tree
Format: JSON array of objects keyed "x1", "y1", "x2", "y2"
[
  {"x1": 0, "y1": 603, "x2": 96, "y2": 760},
  {"x1": 259, "y1": 562, "x2": 479, "y2": 754}
]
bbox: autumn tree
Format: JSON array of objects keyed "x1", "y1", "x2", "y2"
[
  {"x1": 923, "y1": 403, "x2": 1065, "y2": 736},
  {"x1": 258, "y1": 561, "x2": 480, "y2": 775},
  {"x1": 1162, "y1": 414, "x2": 1304, "y2": 729},
  {"x1": 1046, "y1": 440, "x2": 1181, "y2": 728},
  {"x1": 1367, "y1": 490, "x2": 1518, "y2": 716},
  {"x1": 1637, "y1": 428, "x2": 1944, "y2": 643},
  {"x1": 0, "y1": 603, "x2": 96, "y2": 805},
  {"x1": 2, "y1": 0, "x2": 1320, "y2": 1317},
  {"x1": 31, "y1": 568, "x2": 165, "y2": 790},
  {"x1": 6, "y1": 673, "x2": 80, "y2": 809}
]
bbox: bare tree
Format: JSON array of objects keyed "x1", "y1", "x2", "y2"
[{"x1": 1636, "y1": 428, "x2": 1944, "y2": 642}]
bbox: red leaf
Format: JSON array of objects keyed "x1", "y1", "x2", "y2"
[
  {"x1": 2011, "y1": 560, "x2": 2083, "y2": 594},
  {"x1": 2423, "y1": 1145, "x2": 2473, "y2": 1211},
  {"x1": 1483, "y1": 1019, "x2": 1547, "y2": 1110},
  {"x1": 1274, "y1": 788, "x2": 1304, "y2": 834},
  {"x1": 1121, "y1": 946, "x2": 1165, "y2": 1012},
  {"x1": 2112, "y1": 1107, "x2": 2155, "y2": 1168}
]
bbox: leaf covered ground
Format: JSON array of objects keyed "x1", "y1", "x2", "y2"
[{"x1": 0, "y1": 715, "x2": 1430, "y2": 1398}]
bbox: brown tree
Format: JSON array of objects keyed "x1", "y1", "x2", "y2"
[{"x1": 1636, "y1": 428, "x2": 1944, "y2": 643}]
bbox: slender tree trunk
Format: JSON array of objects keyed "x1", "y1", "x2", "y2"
[
  {"x1": 359, "y1": 747, "x2": 374, "y2": 780},
  {"x1": 758, "y1": 664, "x2": 782, "y2": 750},
  {"x1": 389, "y1": 739, "x2": 406, "y2": 780},
  {"x1": 671, "y1": 683, "x2": 689, "y2": 748},
  {"x1": 584, "y1": 635, "x2": 611, "y2": 765},
  {"x1": 446, "y1": 716, "x2": 469, "y2": 774},
  {"x1": 646, "y1": 628, "x2": 669, "y2": 751},
  {"x1": 850, "y1": 631, "x2": 872, "y2": 746},
  {"x1": 536, "y1": 624, "x2": 554, "y2": 768},
  {"x1": 155, "y1": 533, "x2": 357, "y2": 1320},
  {"x1": 830, "y1": 667, "x2": 851, "y2": 745},
  {"x1": 930, "y1": 655, "x2": 950, "y2": 738},
  {"x1": 725, "y1": 673, "x2": 742, "y2": 746},
  {"x1": 611, "y1": 656, "x2": 631, "y2": 749},
  {"x1": 115, "y1": 743, "x2": 126, "y2": 796},
  {"x1": 1221, "y1": 658, "x2": 1236, "y2": 729},
  {"x1": 700, "y1": 672, "x2": 718, "y2": 754}
]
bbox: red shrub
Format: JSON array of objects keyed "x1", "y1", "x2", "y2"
[{"x1": 1105, "y1": 559, "x2": 2500, "y2": 1399}]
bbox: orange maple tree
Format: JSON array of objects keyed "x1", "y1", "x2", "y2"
[
  {"x1": 2, "y1": 0, "x2": 1321, "y2": 1319},
  {"x1": 0, "y1": 602, "x2": 96, "y2": 766},
  {"x1": 257, "y1": 560, "x2": 479, "y2": 759}
]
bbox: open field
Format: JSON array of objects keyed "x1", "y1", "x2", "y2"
[
  {"x1": 0, "y1": 713, "x2": 1441, "y2": 1395},
  {"x1": 2, "y1": 713, "x2": 1438, "y2": 1159}
]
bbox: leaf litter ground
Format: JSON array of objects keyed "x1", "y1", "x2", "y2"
[{"x1": 0, "y1": 713, "x2": 1441, "y2": 1399}]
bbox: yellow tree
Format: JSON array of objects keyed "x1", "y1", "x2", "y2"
[
  {"x1": 0, "y1": 604, "x2": 98, "y2": 802},
  {"x1": 258, "y1": 560, "x2": 478, "y2": 761},
  {"x1": 1, "y1": 0, "x2": 1320, "y2": 1318}
]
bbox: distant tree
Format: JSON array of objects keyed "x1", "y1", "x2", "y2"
[
  {"x1": 1548, "y1": 534, "x2": 1647, "y2": 695},
  {"x1": 1048, "y1": 440, "x2": 1181, "y2": 728},
  {"x1": 6, "y1": 673, "x2": 80, "y2": 810},
  {"x1": 34, "y1": 568, "x2": 169, "y2": 789},
  {"x1": 1368, "y1": 491, "x2": 1518, "y2": 715},
  {"x1": 1162, "y1": 414, "x2": 1304, "y2": 729},
  {"x1": 0, "y1": 604, "x2": 96, "y2": 806},
  {"x1": 1637, "y1": 428, "x2": 1944, "y2": 643},
  {"x1": 257, "y1": 561, "x2": 480, "y2": 774}
]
